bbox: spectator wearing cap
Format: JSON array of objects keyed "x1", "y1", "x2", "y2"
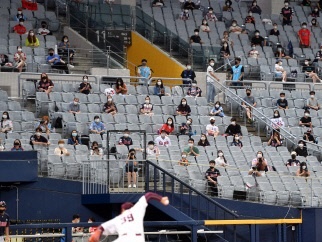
[
  {"x1": 13, "y1": 18, "x2": 26, "y2": 35},
  {"x1": 274, "y1": 59, "x2": 287, "y2": 82},
  {"x1": 181, "y1": 63, "x2": 196, "y2": 85},
  {"x1": 286, "y1": 151, "x2": 300, "y2": 166},
  {"x1": 159, "y1": 117, "x2": 175, "y2": 135},
  {"x1": 303, "y1": 129, "x2": 316, "y2": 143},
  {"x1": 15, "y1": 8, "x2": 26, "y2": 21},
  {"x1": 306, "y1": 91, "x2": 320, "y2": 111},
  {"x1": 0, "y1": 201, "x2": 9, "y2": 242},
  {"x1": 302, "y1": 60, "x2": 321, "y2": 83},
  {"x1": 183, "y1": 138, "x2": 199, "y2": 156},
  {"x1": 251, "y1": 30, "x2": 266, "y2": 47},
  {"x1": 299, "y1": 110, "x2": 312, "y2": 129},
  {"x1": 206, "y1": 117, "x2": 219, "y2": 137},
  {"x1": 154, "y1": 130, "x2": 171, "y2": 147},
  {"x1": 89, "y1": 116, "x2": 106, "y2": 135},
  {"x1": 186, "y1": 81, "x2": 202, "y2": 97},
  {"x1": 276, "y1": 92, "x2": 288, "y2": 110},
  {"x1": 205, "y1": 160, "x2": 220, "y2": 196},
  {"x1": 137, "y1": 59, "x2": 151, "y2": 86},
  {"x1": 298, "y1": 22, "x2": 311, "y2": 48},
  {"x1": 190, "y1": 29, "x2": 203, "y2": 44},
  {"x1": 119, "y1": 129, "x2": 133, "y2": 148}
]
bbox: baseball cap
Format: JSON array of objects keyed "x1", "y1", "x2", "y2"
[
  {"x1": 209, "y1": 117, "x2": 215, "y2": 121},
  {"x1": 291, "y1": 151, "x2": 297, "y2": 156},
  {"x1": 121, "y1": 202, "x2": 134, "y2": 211},
  {"x1": 307, "y1": 129, "x2": 312, "y2": 133},
  {"x1": 0, "y1": 201, "x2": 6, "y2": 207}
]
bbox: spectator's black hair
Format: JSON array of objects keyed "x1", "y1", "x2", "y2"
[
  {"x1": 148, "y1": 141, "x2": 155, "y2": 145},
  {"x1": 72, "y1": 214, "x2": 80, "y2": 220}
]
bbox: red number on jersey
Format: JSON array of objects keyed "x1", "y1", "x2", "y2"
[{"x1": 121, "y1": 213, "x2": 134, "y2": 224}]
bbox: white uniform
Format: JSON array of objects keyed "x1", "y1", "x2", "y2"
[
  {"x1": 101, "y1": 196, "x2": 148, "y2": 242},
  {"x1": 206, "y1": 124, "x2": 219, "y2": 136},
  {"x1": 154, "y1": 136, "x2": 171, "y2": 147}
]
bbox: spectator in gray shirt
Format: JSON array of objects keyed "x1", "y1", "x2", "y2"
[
  {"x1": 241, "y1": 88, "x2": 256, "y2": 123},
  {"x1": 306, "y1": 91, "x2": 320, "y2": 111},
  {"x1": 69, "y1": 97, "x2": 80, "y2": 115}
]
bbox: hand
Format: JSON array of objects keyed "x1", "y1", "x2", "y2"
[
  {"x1": 161, "y1": 196, "x2": 169, "y2": 205},
  {"x1": 89, "y1": 229, "x2": 102, "y2": 242}
]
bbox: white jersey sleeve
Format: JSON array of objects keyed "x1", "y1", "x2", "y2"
[{"x1": 101, "y1": 217, "x2": 118, "y2": 236}]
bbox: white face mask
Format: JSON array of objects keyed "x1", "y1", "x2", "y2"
[
  {"x1": 184, "y1": 9, "x2": 188, "y2": 12},
  {"x1": 194, "y1": 32, "x2": 199, "y2": 35},
  {"x1": 187, "y1": 65, "x2": 191, "y2": 70},
  {"x1": 253, "y1": 2, "x2": 257, "y2": 5},
  {"x1": 30, "y1": 33, "x2": 34, "y2": 36},
  {"x1": 145, "y1": 100, "x2": 150, "y2": 104},
  {"x1": 210, "y1": 62, "x2": 214, "y2": 66},
  {"x1": 73, "y1": 101, "x2": 78, "y2": 105},
  {"x1": 149, "y1": 145, "x2": 154, "y2": 149},
  {"x1": 305, "y1": 113, "x2": 310, "y2": 117},
  {"x1": 302, "y1": 166, "x2": 306, "y2": 169},
  {"x1": 224, "y1": 44, "x2": 228, "y2": 47},
  {"x1": 64, "y1": 39, "x2": 68, "y2": 42},
  {"x1": 218, "y1": 152, "x2": 223, "y2": 157},
  {"x1": 252, "y1": 46, "x2": 256, "y2": 50},
  {"x1": 285, "y1": 4, "x2": 289, "y2": 7},
  {"x1": 157, "y1": 82, "x2": 161, "y2": 85},
  {"x1": 95, "y1": 119, "x2": 100, "y2": 122},
  {"x1": 182, "y1": 155, "x2": 187, "y2": 158},
  {"x1": 18, "y1": 11, "x2": 22, "y2": 14},
  {"x1": 182, "y1": 102, "x2": 187, "y2": 105},
  {"x1": 192, "y1": 83, "x2": 197, "y2": 87},
  {"x1": 232, "y1": 23, "x2": 237, "y2": 27},
  {"x1": 83, "y1": 78, "x2": 88, "y2": 82},
  {"x1": 19, "y1": 22, "x2": 23, "y2": 25},
  {"x1": 168, "y1": 121, "x2": 172, "y2": 125},
  {"x1": 58, "y1": 144, "x2": 64, "y2": 148},
  {"x1": 231, "y1": 121, "x2": 236, "y2": 125},
  {"x1": 235, "y1": 136, "x2": 239, "y2": 140},
  {"x1": 188, "y1": 143, "x2": 193, "y2": 147},
  {"x1": 124, "y1": 133, "x2": 129, "y2": 137},
  {"x1": 203, "y1": 21, "x2": 207, "y2": 24},
  {"x1": 36, "y1": 132, "x2": 41, "y2": 136},
  {"x1": 257, "y1": 154, "x2": 262, "y2": 158},
  {"x1": 249, "y1": 13, "x2": 252, "y2": 16},
  {"x1": 299, "y1": 144, "x2": 304, "y2": 148},
  {"x1": 274, "y1": 26, "x2": 277, "y2": 29},
  {"x1": 161, "y1": 134, "x2": 166, "y2": 138},
  {"x1": 280, "y1": 97, "x2": 285, "y2": 100},
  {"x1": 310, "y1": 95, "x2": 315, "y2": 99},
  {"x1": 108, "y1": 98, "x2": 112, "y2": 102},
  {"x1": 302, "y1": 25, "x2": 307, "y2": 29},
  {"x1": 2, "y1": 115, "x2": 7, "y2": 119},
  {"x1": 200, "y1": 137, "x2": 205, "y2": 141},
  {"x1": 215, "y1": 104, "x2": 219, "y2": 108},
  {"x1": 304, "y1": 61, "x2": 309, "y2": 65},
  {"x1": 255, "y1": 33, "x2": 259, "y2": 36},
  {"x1": 186, "y1": 120, "x2": 191, "y2": 124},
  {"x1": 209, "y1": 10, "x2": 213, "y2": 13},
  {"x1": 274, "y1": 113, "x2": 278, "y2": 117},
  {"x1": 18, "y1": 48, "x2": 22, "y2": 52}
]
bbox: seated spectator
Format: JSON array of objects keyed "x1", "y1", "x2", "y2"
[
  {"x1": 154, "y1": 130, "x2": 171, "y2": 147},
  {"x1": 229, "y1": 20, "x2": 243, "y2": 34},
  {"x1": 186, "y1": 81, "x2": 202, "y2": 97},
  {"x1": 242, "y1": 89, "x2": 256, "y2": 123},
  {"x1": 225, "y1": 117, "x2": 242, "y2": 136},
  {"x1": 37, "y1": 73, "x2": 54, "y2": 94},
  {"x1": 314, "y1": 44, "x2": 322, "y2": 62},
  {"x1": 276, "y1": 92, "x2": 288, "y2": 110},
  {"x1": 183, "y1": 0, "x2": 196, "y2": 10},
  {"x1": 140, "y1": 96, "x2": 154, "y2": 116},
  {"x1": 159, "y1": 117, "x2": 175, "y2": 135},
  {"x1": 245, "y1": 11, "x2": 255, "y2": 24},
  {"x1": 248, "y1": 151, "x2": 268, "y2": 177},
  {"x1": 179, "y1": 118, "x2": 193, "y2": 136},
  {"x1": 88, "y1": 217, "x2": 97, "y2": 233},
  {"x1": 215, "y1": 150, "x2": 228, "y2": 167},
  {"x1": 221, "y1": 31, "x2": 234, "y2": 48},
  {"x1": 89, "y1": 116, "x2": 106, "y2": 135},
  {"x1": 14, "y1": 46, "x2": 26, "y2": 72},
  {"x1": 299, "y1": 110, "x2": 312, "y2": 128},
  {"x1": 280, "y1": 1, "x2": 294, "y2": 26},
  {"x1": 206, "y1": 117, "x2": 219, "y2": 137},
  {"x1": 13, "y1": 18, "x2": 26, "y2": 35},
  {"x1": 306, "y1": 91, "x2": 320, "y2": 110},
  {"x1": 67, "y1": 130, "x2": 81, "y2": 146},
  {"x1": 0, "y1": 54, "x2": 11, "y2": 67},
  {"x1": 269, "y1": 23, "x2": 280, "y2": 36},
  {"x1": 190, "y1": 29, "x2": 203, "y2": 44},
  {"x1": 154, "y1": 79, "x2": 168, "y2": 97},
  {"x1": 298, "y1": 22, "x2": 311, "y2": 48},
  {"x1": 0, "y1": 112, "x2": 13, "y2": 134},
  {"x1": 302, "y1": 60, "x2": 321, "y2": 83},
  {"x1": 46, "y1": 48, "x2": 70, "y2": 74},
  {"x1": 69, "y1": 98, "x2": 80, "y2": 115},
  {"x1": 146, "y1": 141, "x2": 160, "y2": 158},
  {"x1": 301, "y1": 0, "x2": 311, "y2": 6},
  {"x1": 90, "y1": 141, "x2": 103, "y2": 156},
  {"x1": 197, "y1": 134, "x2": 210, "y2": 147},
  {"x1": 220, "y1": 41, "x2": 231, "y2": 68},
  {"x1": 248, "y1": 44, "x2": 259, "y2": 58},
  {"x1": 183, "y1": 138, "x2": 199, "y2": 156},
  {"x1": 303, "y1": 128, "x2": 316, "y2": 143},
  {"x1": 126, "y1": 149, "x2": 138, "y2": 188},
  {"x1": 103, "y1": 95, "x2": 117, "y2": 115},
  {"x1": 274, "y1": 59, "x2": 287, "y2": 82},
  {"x1": 230, "y1": 134, "x2": 243, "y2": 148},
  {"x1": 270, "y1": 110, "x2": 284, "y2": 129},
  {"x1": 178, "y1": 152, "x2": 189, "y2": 166},
  {"x1": 11, "y1": 139, "x2": 24, "y2": 151},
  {"x1": 176, "y1": 98, "x2": 191, "y2": 116},
  {"x1": 115, "y1": 78, "x2": 127, "y2": 95},
  {"x1": 14, "y1": 8, "x2": 26, "y2": 21},
  {"x1": 275, "y1": 45, "x2": 291, "y2": 59},
  {"x1": 249, "y1": 0, "x2": 262, "y2": 15},
  {"x1": 311, "y1": 6, "x2": 319, "y2": 17},
  {"x1": 181, "y1": 63, "x2": 196, "y2": 85},
  {"x1": 210, "y1": 101, "x2": 225, "y2": 117},
  {"x1": 267, "y1": 130, "x2": 282, "y2": 147},
  {"x1": 58, "y1": 35, "x2": 75, "y2": 65},
  {"x1": 286, "y1": 151, "x2": 300, "y2": 166},
  {"x1": 54, "y1": 140, "x2": 70, "y2": 156},
  {"x1": 79, "y1": 75, "x2": 92, "y2": 94},
  {"x1": 35, "y1": 115, "x2": 52, "y2": 134},
  {"x1": 152, "y1": 0, "x2": 164, "y2": 7},
  {"x1": 205, "y1": 160, "x2": 220, "y2": 196},
  {"x1": 251, "y1": 30, "x2": 266, "y2": 46},
  {"x1": 180, "y1": 8, "x2": 190, "y2": 20},
  {"x1": 204, "y1": 7, "x2": 217, "y2": 21},
  {"x1": 118, "y1": 129, "x2": 133, "y2": 148},
  {"x1": 222, "y1": 0, "x2": 233, "y2": 12},
  {"x1": 25, "y1": 30, "x2": 40, "y2": 47},
  {"x1": 200, "y1": 20, "x2": 211, "y2": 32},
  {"x1": 310, "y1": 18, "x2": 319, "y2": 28},
  {"x1": 294, "y1": 141, "x2": 308, "y2": 157},
  {"x1": 30, "y1": 128, "x2": 50, "y2": 146},
  {"x1": 37, "y1": 21, "x2": 52, "y2": 36},
  {"x1": 296, "y1": 162, "x2": 310, "y2": 177}
]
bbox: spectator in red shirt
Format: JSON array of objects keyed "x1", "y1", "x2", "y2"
[
  {"x1": 245, "y1": 11, "x2": 255, "y2": 24},
  {"x1": 13, "y1": 18, "x2": 26, "y2": 35},
  {"x1": 298, "y1": 22, "x2": 311, "y2": 48},
  {"x1": 159, "y1": 117, "x2": 175, "y2": 134}
]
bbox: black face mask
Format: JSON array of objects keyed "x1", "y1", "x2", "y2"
[
  {"x1": 210, "y1": 121, "x2": 215, "y2": 124},
  {"x1": 49, "y1": 53, "x2": 54, "y2": 56},
  {"x1": 291, "y1": 155, "x2": 296, "y2": 159},
  {"x1": 246, "y1": 92, "x2": 251, "y2": 96},
  {"x1": 235, "y1": 61, "x2": 239, "y2": 65},
  {"x1": 42, "y1": 24, "x2": 46, "y2": 28}
]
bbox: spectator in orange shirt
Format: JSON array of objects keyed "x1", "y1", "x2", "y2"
[
  {"x1": 298, "y1": 22, "x2": 311, "y2": 48},
  {"x1": 13, "y1": 18, "x2": 26, "y2": 35}
]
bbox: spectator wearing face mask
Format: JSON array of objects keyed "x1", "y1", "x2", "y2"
[
  {"x1": 186, "y1": 81, "x2": 202, "y2": 97},
  {"x1": 11, "y1": 139, "x2": 24, "y2": 151},
  {"x1": 155, "y1": 130, "x2": 171, "y2": 147},
  {"x1": 294, "y1": 141, "x2": 308, "y2": 157},
  {"x1": 137, "y1": 59, "x2": 151, "y2": 86},
  {"x1": 119, "y1": 129, "x2": 133, "y2": 148},
  {"x1": 176, "y1": 98, "x2": 191, "y2": 116},
  {"x1": 311, "y1": 6, "x2": 319, "y2": 17},
  {"x1": 267, "y1": 130, "x2": 282, "y2": 147},
  {"x1": 302, "y1": 61, "x2": 321, "y2": 83},
  {"x1": 248, "y1": 45, "x2": 259, "y2": 58},
  {"x1": 54, "y1": 140, "x2": 70, "y2": 156},
  {"x1": 37, "y1": 73, "x2": 54, "y2": 94},
  {"x1": 154, "y1": 79, "x2": 167, "y2": 97},
  {"x1": 303, "y1": 128, "x2": 316, "y2": 143},
  {"x1": 159, "y1": 117, "x2": 175, "y2": 135},
  {"x1": 310, "y1": 18, "x2": 319, "y2": 28},
  {"x1": 25, "y1": 30, "x2": 40, "y2": 47},
  {"x1": 298, "y1": 22, "x2": 311, "y2": 48},
  {"x1": 180, "y1": 8, "x2": 190, "y2": 20},
  {"x1": 126, "y1": 149, "x2": 138, "y2": 188},
  {"x1": 13, "y1": 18, "x2": 26, "y2": 35},
  {"x1": 274, "y1": 45, "x2": 291, "y2": 59},
  {"x1": 222, "y1": 0, "x2": 233, "y2": 12},
  {"x1": 270, "y1": 23, "x2": 280, "y2": 36},
  {"x1": 249, "y1": 1, "x2": 261, "y2": 15},
  {"x1": 296, "y1": 162, "x2": 310, "y2": 177},
  {"x1": 242, "y1": 89, "x2": 256, "y2": 123},
  {"x1": 245, "y1": 11, "x2": 255, "y2": 24},
  {"x1": 146, "y1": 141, "x2": 160, "y2": 158},
  {"x1": 206, "y1": 117, "x2": 219, "y2": 137},
  {"x1": 181, "y1": 63, "x2": 196, "y2": 85},
  {"x1": 215, "y1": 150, "x2": 228, "y2": 166},
  {"x1": 14, "y1": 8, "x2": 26, "y2": 21},
  {"x1": 274, "y1": 59, "x2": 287, "y2": 82},
  {"x1": 205, "y1": 160, "x2": 220, "y2": 196},
  {"x1": 179, "y1": 118, "x2": 193, "y2": 136},
  {"x1": 90, "y1": 141, "x2": 103, "y2": 156},
  {"x1": 248, "y1": 151, "x2": 268, "y2": 176},
  {"x1": 35, "y1": 115, "x2": 52, "y2": 135},
  {"x1": 221, "y1": 31, "x2": 234, "y2": 48},
  {"x1": 229, "y1": 20, "x2": 243, "y2": 34},
  {"x1": 103, "y1": 95, "x2": 117, "y2": 115},
  {"x1": 0, "y1": 112, "x2": 13, "y2": 134},
  {"x1": 46, "y1": 48, "x2": 71, "y2": 74},
  {"x1": 306, "y1": 91, "x2": 320, "y2": 111},
  {"x1": 280, "y1": 1, "x2": 294, "y2": 26},
  {"x1": 270, "y1": 110, "x2": 284, "y2": 130},
  {"x1": 30, "y1": 128, "x2": 50, "y2": 146},
  {"x1": 276, "y1": 92, "x2": 288, "y2": 110},
  {"x1": 178, "y1": 152, "x2": 189, "y2": 166},
  {"x1": 251, "y1": 30, "x2": 266, "y2": 46},
  {"x1": 58, "y1": 35, "x2": 75, "y2": 65},
  {"x1": 299, "y1": 110, "x2": 312, "y2": 128},
  {"x1": 200, "y1": 19, "x2": 211, "y2": 32},
  {"x1": 230, "y1": 134, "x2": 243, "y2": 148},
  {"x1": 37, "y1": 21, "x2": 52, "y2": 36},
  {"x1": 190, "y1": 29, "x2": 203, "y2": 44},
  {"x1": 220, "y1": 41, "x2": 231, "y2": 68},
  {"x1": 225, "y1": 117, "x2": 242, "y2": 137},
  {"x1": 79, "y1": 75, "x2": 92, "y2": 94},
  {"x1": 14, "y1": 46, "x2": 26, "y2": 72},
  {"x1": 115, "y1": 78, "x2": 127, "y2": 95},
  {"x1": 184, "y1": 138, "x2": 199, "y2": 156},
  {"x1": 88, "y1": 217, "x2": 97, "y2": 233},
  {"x1": 69, "y1": 98, "x2": 80, "y2": 115},
  {"x1": 204, "y1": 7, "x2": 217, "y2": 21},
  {"x1": 89, "y1": 116, "x2": 106, "y2": 135},
  {"x1": 197, "y1": 134, "x2": 210, "y2": 147},
  {"x1": 140, "y1": 96, "x2": 154, "y2": 116},
  {"x1": 286, "y1": 151, "x2": 300, "y2": 166},
  {"x1": 230, "y1": 57, "x2": 244, "y2": 86},
  {"x1": 206, "y1": 59, "x2": 220, "y2": 104},
  {"x1": 68, "y1": 130, "x2": 82, "y2": 145},
  {"x1": 314, "y1": 45, "x2": 322, "y2": 63},
  {"x1": 210, "y1": 101, "x2": 225, "y2": 117}
]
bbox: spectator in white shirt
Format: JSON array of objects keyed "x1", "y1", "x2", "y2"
[
  {"x1": 274, "y1": 59, "x2": 287, "y2": 82},
  {"x1": 206, "y1": 117, "x2": 219, "y2": 137},
  {"x1": 248, "y1": 44, "x2": 259, "y2": 58},
  {"x1": 146, "y1": 141, "x2": 160, "y2": 158},
  {"x1": 154, "y1": 130, "x2": 171, "y2": 147},
  {"x1": 215, "y1": 150, "x2": 228, "y2": 167}
]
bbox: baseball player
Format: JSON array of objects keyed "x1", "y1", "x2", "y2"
[
  {"x1": 0, "y1": 201, "x2": 9, "y2": 242},
  {"x1": 89, "y1": 192, "x2": 169, "y2": 242}
]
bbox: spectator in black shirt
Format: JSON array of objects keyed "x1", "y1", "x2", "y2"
[
  {"x1": 294, "y1": 141, "x2": 308, "y2": 157},
  {"x1": 183, "y1": 0, "x2": 196, "y2": 10},
  {"x1": 79, "y1": 75, "x2": 92, "y2": 94},
  {"x1": 0, "y1": 201, "x2": 9, "y2": 242},
  {"x1": 314, "y1": 45, "x2": 322, "y2": 63},
  {"x1": 181, "y1": 63, "x2": 196, "y2": 85},
  {"x1": 30, "y1": 128, "x2": 50, "y2": 146},
  {"x1": 251, "y1": 30, "x2": 266, "y2": 46},
  {"x1": 302, "y1": 59, "x2": 321, "y2": 83},
  {"x1": 280, "y1": 1, "x2": 294, "y2": 26},
  {"x1": 299, "y1": 110, "x2": 312, "y2": 128},
  {"x1": 119, "y1": 129, "x2": 133, "y2": 148},
  {"x1": 301, "y1": 0, "x2": 311, "y2": 6},
  {"x1": 303, "y1": 129, "x2": 316, "y2": 143},
  {"x1": 230, "y1": 133, "x2": 243, "y2": 148},
  {"x1": 286, "y1": 151, "x2": 300, "y2": 166},
  {"x1": 275, "y1": 45, "x2": 291, "y2": 59},
  {"x1": 205, "y1": 160, "x2": 221, "y2": 196},
  {"x1": 311, "y1": 6, "x2": 319, "y2": 17},
  {"x1": 103, "y1": 95, "x2": 117, "y2": 115},
  {"x1": 269, "y1": 23, "x2": 280, "y2": 36},
  {"x1": 276, "y1": 92, "x2": 288, "y2": 110},
  {"x1": 190, "y1": 29, "x2": 203, "y2": 44},
  {"x1": 197, "y1": 133, "x2": 210, "y2": 147},
  {"x1": 225, "y1": 117, "x2": 242, "y2": 137},
  {"x1": 176, "y1": 98, "x2": 191, "y2": 116},
  {"x1": 310, "y1": 18, "x2": 319, "y2": 28},
  {"x1": 249, "y1": 0, "x2": 262, "y2": 15},
  {"x1": 180, "y1": 118, "x2": 193, "y2": 136}
]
